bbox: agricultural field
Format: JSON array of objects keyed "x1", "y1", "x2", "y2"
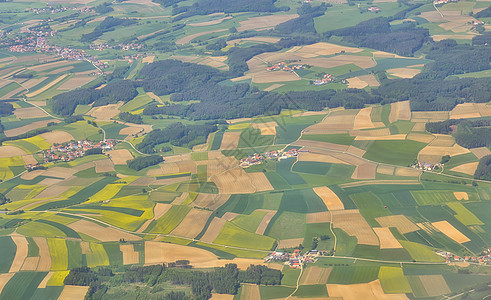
[{"x1": 0, "y1": 0, "x2": 490, "y2": 299}]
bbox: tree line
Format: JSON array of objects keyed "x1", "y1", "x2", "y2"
[
  {"x1": 50, "y1": 80, "x2": 137, "y2": 116},
  {"x1": 475, "y1": 155, "x2": 491, "y2": 181},
  {"x1": 170, "y1": 0, "x2": 288, "y2": 22},
  {"x1": 81, "y1": 17, "x2": 136, "y2": 42},
  {"x1": 65, "y1": 262, "x2": 281, "y2": 299}
]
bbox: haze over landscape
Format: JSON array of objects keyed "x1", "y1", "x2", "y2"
[{"x1": 0, "y1": 0, "x2": 490, "y2": 299}]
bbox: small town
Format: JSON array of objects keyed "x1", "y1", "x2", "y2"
[
  {"x1": 43, "y1": 139, "x2": 117, "y2": 163},
  {"x1": 239, "y1": 148, "x2": 300, "y2": 168}
]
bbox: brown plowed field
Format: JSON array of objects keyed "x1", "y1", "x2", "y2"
[
  {"x1": 106, "y1": 149, "x2": 134, "y2": 165},
  {"x1": 34, "y1": 237, "x2": 52, "y2": 271},
  {"x1": 171, "y1": 208, "x2": 213, "y2": 239},
  {"x1": 373, "y1": 227, "x2": 402, "y2": 249},
  {"x1": 327, "y1": 280, "x2": 409, "y2": 300},
  {"x1": 375, "y1": 215, "x2": 419, "y2": 234},
  {"x1": 313, "y1": 186, "x2": 344, "y2": 211},
  {"x1": 120, "y1": 244, "x2": 139, "y2": 265},
  {"x1": 300, "y1": 266, "x2": 332, "y2": 285},
  {"x1": 212, "y1": 168, "x2": 255, "y2": 194},
  {"x1": 255, "y1": 210, "x2": 277, "y2": 235},
  {"x1": 14, "y1": 107, "x2": 48, "y2": 119},
  {"x1": 193, "y1": 194, "x2": 231, "y2": 210},
  {"x1": 200, "y1": 217, "x2": 227, "y2": 243},
  {"x1": 248, "y1": 172, "x2": 274, "y2": 192},
  {"x1": 68, "y1": 220, "x2": 141, "y2": 242},
  {"x1": 220, "y1": 132, "x2": 241, "y2": 149},
  {"x1": 331, "y1": 210, "x2": 379, "y2": 245}
]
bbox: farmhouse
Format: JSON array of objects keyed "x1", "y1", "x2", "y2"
[{"x1": 368, "y1": 6, "x2": 381, "y2": 12}]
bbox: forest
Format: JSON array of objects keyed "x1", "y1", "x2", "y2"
[
  {"x1": 64, "y1": 263, "x2": 281, "y2": 300},
  {"x1": 50, "y1": 80, "x2": 137, "y2": 116},
  {"x1": 475, "y1": 155, "x2": 491, "y2": 181},
  {"x1": 170, "y1": 0, "x2": 288, "y2": 21},
  {"x1": 136, "y1": 122, "x2": 217, "y2": 153},
  {"x1": 327, "y1": 17, "x2": 429, "y2": 56},
  {"x1": 127, "y1": 155, "x2": 164, "y2": 171}
]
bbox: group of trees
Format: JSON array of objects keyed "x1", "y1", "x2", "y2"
[
  {"x1": 126, "y1": 155, "x2": 164, "y2": 171},
  {"x1": 136, "y1": 122, "x2": 217, "y2": 153},
  {"x1": 51, "y1": 80, "x2": 137, "y2": 116},
  {"x1": 81, "y1": 16, "x2": 136, "y2": 42},
  {"x1": 65, "y1": 263, "x2": 281, "y2": 300},
  {"x1": 119, "y1": 112, "x2": 143, "y2": 124},
  {"x1": 0, "y1": 192, "x2": 10, "y2": 205},
  {"x1": 475, "y1": 155, "x2": 491, "y2": 181},
  {"x1": 93, "y1": 2, "x2": 113, "y2": 14},
  {"x1": 0, "y1": 102, "x2": 13, "y2": 116}
]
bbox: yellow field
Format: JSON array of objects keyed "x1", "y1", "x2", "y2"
[
  {"x1": 47, "y1": 238, "x2": 68, "y2": 271},
  {"x1": 46, "y1": 270, "x2": 70, "y2": 286},
  {"x1": 87, "y1": 183, "x2": 125, "y2": 203},
  {"x1": 86, "y1": 243, "x2": 110, "y2": 268}
]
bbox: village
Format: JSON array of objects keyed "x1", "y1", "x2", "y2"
[
  {"x1": 239, "y1": 148, "x2": 300, "y2": 168},
  {"x1": 265, "y1": 249, "x2": 325, "y2": 269},
  {"x1": 410, "y1": 161, "x2": 443, "y2": 171},
  {"x1": 42, "y1": 139, "x2": 117, "y2": 163},
  {"x1": 436, "y1": 247, "x2": 491, "y2": 265}
]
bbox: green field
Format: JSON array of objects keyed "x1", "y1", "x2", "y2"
[
  {"x1": 378, "y1": 266, "x2": 412, "y2": 294},
  {"x1": 302, "y1": 133, "x2": 354, "y2": 145},
  {"x1": 363, "y1": 140, "x2": 427, "y2": 166},
  {"x1": 214, "y1": 222, "x2": 275, "y2": 250}
]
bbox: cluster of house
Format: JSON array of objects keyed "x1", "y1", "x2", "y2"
[
  {"x1": 239, "y1": 148, "x2": 300, "y2": 168},
  {"x1": 267, "y1": 62, "x2": 305, "y2": 72},
  {"x1": 313, "y1": 73, "x2": 335, "y2": 85},
  {"x1": 27, "y1": 5, "x2": 92, "y2": 14},
  {"x1": 89, "y1": 43, "x2": 143, "y2": 51},
  {"x1": 436, "y1": 248, "x2": 491, "y2": 265},
  {"x1": 8, "y1": 40, "x2": 106, "y2": 71},
  {"x1": 368, "y1": 6, "x2": 381, "y2": 12},
  {"x1": 29, "y1": 5, "x2": 70, "y2": 14},
  {"x1": 433, "y1": 0, "x2": 458, "y2": 5},
  {"x1": 43, "y1": 139, "x2": 117, "y2": 163},
  {"x1": 411, "y1": 161, "x2": 442, "y2": 171},
  {"x1": 264, "y1": 249, "x2": 324, "y2": 268}
]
